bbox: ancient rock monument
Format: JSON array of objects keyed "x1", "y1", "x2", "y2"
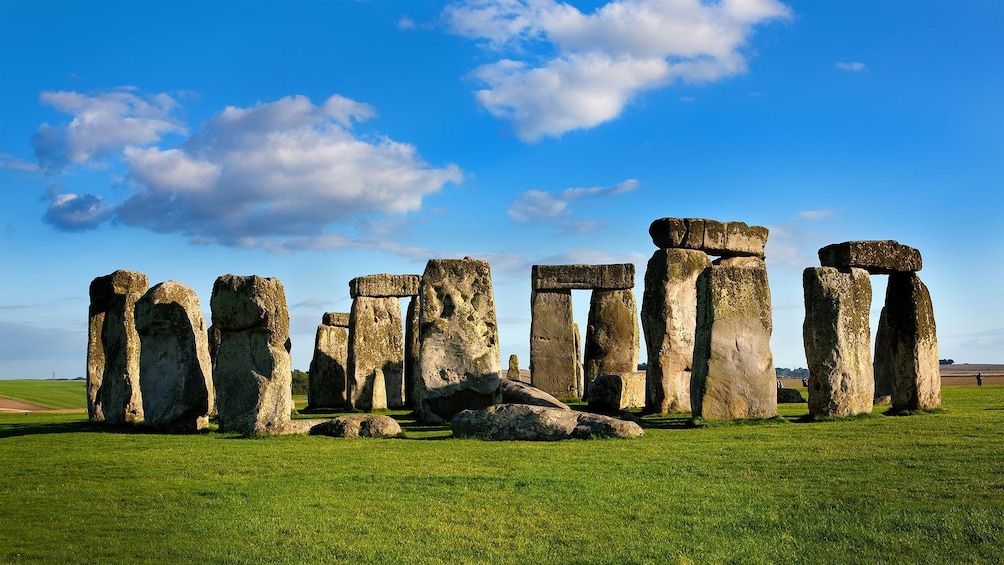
[
  {"x1": 807, "y1": 240, "x2": 939, "y2": 413},
  {"x1": 307, "y1": 312, "x2": 349, "y2": 410},
  {"x1": 135, "y1": 280, "x2": 214, "y2": 432},
  {"x1": 87, "y1": 269, "x2": 148, "y2": 424},
  {"x1": 451, "y1": 404, "x2": 644, "y2": 441},
  {"x1": 588, "y1": 371, "x2": 646, "y2": 415},
  {"x1": 210, "y1": 274, "x2": 292, "y2": 435},
  {"x1": 644, "y1": 218, "x2": 776, "y2": 420},
  {"x1": 347, "y1": 274, "x2": 420, "y2": 411},
  {"x1": 529, "y1": 263, "x2": 637, "y2": 399},
  {"x1": 415, "y1": 258, "x2": 501, "y2": 423}
]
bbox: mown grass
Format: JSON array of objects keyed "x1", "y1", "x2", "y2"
[
  {"x1": 0, "y1": 379, "x2": 86, "y2": 409},
  {"x1": 0, "y1": 386, "x2": 1002, "y2": 564}
]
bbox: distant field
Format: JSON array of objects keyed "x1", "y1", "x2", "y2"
[{"x1": 0, "y1": 379, "x2": 86, "y2": 410}]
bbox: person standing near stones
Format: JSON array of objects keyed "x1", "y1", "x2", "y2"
[{"x1": 976, "y1": 372, "x2": 983, "y2": 386}]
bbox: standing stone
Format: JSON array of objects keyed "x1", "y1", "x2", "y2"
[
  {"x1": 573, "y1": 323, "x2": 583, "y2": 398},
  {"x1": 691, "y1": 261, "x2": 776, "y2": 420},
  {"x1": 583, "y1": 289, "x2": 639, "y2": 396},
  {"x1": 371, "y1": 368, "x2": 388, "y2": 410},
  {"x1": 588, "y1": 371, "x2": 646, "y2": 415},
  {"x1": 307, "y1": 312, "x2": 349, "y2": 410},
  {"x1": 348, "y1": 296, "x2": 404, "y2": 410},
  {"x1": 416, "y1": 258, "x2": 502, "y2": 423},
  {"x1": 641, "y1": 248, "x2": 710, "y2": 414},
  {"x1": 530, "y1": 290, "x2": 578, "y2": 397},
  {"x1": 879, "y1": 273, "x2": 941, "y2": 411},
  {"x1": 873, "y1": 307, "x2": 893, "y2": 404},
  {"x1": 210, "y1": 275, "x2": 292, "y2": 435},
  {"x1": 802, "y1": 267, "x2": 874, "y2": 417},
  {"x1": 87, "y1": 270, "x2": 148, "y2": 424},
  {"x1": 507, "y1": 354, "x2": 520, "y2": 381},
  {"x1": 404, "y1": 297, "x2": 420, "y2": 409},
  {"x1": 135, "y1": 281, "x2": 214, "y2": 432}
]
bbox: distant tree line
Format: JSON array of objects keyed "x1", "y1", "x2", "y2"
[
  {"x1": 939, "y1": 359, "x2": 954, "y2": 365},
  {"x1": 291, "y1": 370, "x2": 308, "y2": 395},
  {"x1": 775, "y1": 367, "x2": 809, "y2": 378}
]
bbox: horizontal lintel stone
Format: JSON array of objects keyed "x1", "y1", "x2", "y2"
[
  {"x1": 532, "y1": 264, "x2": 635, "y2": 291},
  {"x1": 818, "y1": 240, "x2": 922, "y2": 274},
  {"x1": 648, "y1": 217, "x2": 768, "y2": 258},
  {"x1": 322, "y1": 312, "x2": 350, "y2": 327},
  {"x1": 348, "y1": 274, "x2": 421, "y2": 298}
]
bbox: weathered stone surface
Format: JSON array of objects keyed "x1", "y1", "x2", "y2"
[
  {"x1": 588, "y1": 372, "x2": 646, "y2": 414},
  {"x1": 307, "y1": 323, "x2": 348, "y2": 410},
  {"x1": 691, "y1": 260, "x2": 777, "y2": 420},
  {"x1": 498, "y1": 379, "x2": 569, "y2": 410},
  {"x1": 507, "y1": 354, "x2": 520, "y2": 381},
  {"x1": 803, "y1": 267, "x2": 874, "y2": 417},
  {"x1": 583, "y1": 289, "x2": 639, "y2": 395},
  {"x1": 451, "y1": 404, "x2": 643, "y2": 440},
  {"x1": 641, "y1": 248, "x2": 710, "y2": 414},
  {"x1": 416, "y1": 258, "x2": 501, "y2": 423},
  {"x1": 818, "y1": 240, "x2": 922, "y2": 274},
  {"x1": 531, "y1": 264, "x2": 635, "y2": 291},
  {"x1": 310, "y1": 415, "x2": 402, "y2": 438},
  {"x1": 649, "y1": 218, "x2": 768, "y2": 258},
  {"x1": 322, "y1": 312, "x2": 350, "y2": 327},
  {"x1": 210, "y1": 275, "x2": 292, "y2": 435},
  {"x1": 88, "y1": 270, "x2": 148, "y2": 424},
  {"x1": 777, "y1": 388, "x2": 806, "y2": 403},
  {"x1": 404, "y1": 296, "x2": 420, "y2": 409},
  {"x1": 371, "y1": 368, "x2": 388, "y2": 410},
  {"x1": 135, "y1": 281, "x2": 214, "y2": 432},
  {"x1": 573, "y1": 323, "x2": 584, "y2": 398},
  {"x1": 347, "y1": 296, "x2": 404, "y2": 410},
  {"x1": 530, "y1": 290, "x2": 578, "y2": 397},
  {"x1": 873, "y1": 306, "x2": 893, "y2": 404},
  {"x1": 877, "y1": 273, "x2": 941, "y2": 411},
  {"x1": 349, "y1": 274, "x2": 421, "y2": 298}
]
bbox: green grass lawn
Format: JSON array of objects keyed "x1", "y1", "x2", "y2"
[
  {"x1": 0, "y1": 379, "x2": 87, "y2": 409},
  {"x1": 1, "y1": 386, "x2": 1002, "y2": 564}
]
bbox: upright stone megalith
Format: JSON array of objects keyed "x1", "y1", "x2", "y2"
[
  {"x1": 416, "y1": 258, "x2": 501, "y2": 423},
  {"x1": 691, "y1": 260, "x2": 776, "y2": 420},
  {"x1": 641, "y1": 248, "x2": 710, "y2": 413},
  {"x1": 210, "y1": 275, "x2": 292, "y2": 435},
  {"x1": 529, "y1": 289, "x2": 577, "y2": 396},
  {"x1": 307, "y1": 312, "x2": 349, "y2": 410},
  {"x1": 135, "y1": 281, "x2": 214, "y2": 432},
  {"x1": 347, "y1": 296, "x2": 403, "y2": 411},
  {"x1": 87, "y1": 270, "x2": 148, "y2": 424},
  {"x1": 802, "y1": 267, "x2": 874, "y2": 417},
  {"x1": 583, "y1": 289, "x2": 640, "y2": 394},
  {"x1": 878, "y1": 272, "x2": 941, "y2": 411},
  {"x1": 404, "y1": 297, "x2": 420, "y2": 408}
]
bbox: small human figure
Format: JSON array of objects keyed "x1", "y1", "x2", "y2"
[
  {"x1": 801, "y1": 377, "x2": 808, "y2": 388},
  {"x1": 777, "y1": 379, "x2": 783, "y2": 389},
  {"x1": 977, "y1": 372, "x2": 983, "y2": 387}
]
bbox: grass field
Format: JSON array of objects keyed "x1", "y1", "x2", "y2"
[
  {"x1": 1, "y1": 386, "x2": 1002, "y2": 564},
  {"x1": 0, "y1": 379, "x2": 87, "y2": 410}
]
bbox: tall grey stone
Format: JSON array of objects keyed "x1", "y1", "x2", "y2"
[
  {"x1": 873, "y1": 307, "x2": 893, "y2": 404},
  {"x1": 583, "y1": 289, "x2": 639, "y2": 396},
  {"x1": 307, "y1": 312, "x2": 349, "y2": 410},
  {"x1": 135, "y1": 281, "x2": 214, "y2": 432},
  {"x1": 507, "y1": 354, "x2": 520, "y2": 381},
  {"x1": 530, "y1": 290, "x2": 578, "y2": 398},
  {"x1": 404, "y1": 296, "x2": 420, "y2": 409},
  {"x1": 641, "y1": 248, "x2": 710, "y2": 414},
  {"x1": 87, "y1": 270, "x2": 148, "y2": 424},
  {"x1": 691, "y1": 260, "x2": 776, "y2": 420},
  {"x1": 416, "y1": 258, "x2": 501, "y2": 423},
  {"x1": 879, "y1": 273, "x2": 941, "y2": 411},
  {"x1": 348, "y1": 296, "x2": 404, "y2": 410},
  {"x1": 210, "y1": 275, "x2": 292, "y2": 435},
  {"x1": 802, "y1": 267, "x2": 874, "y2": 417},
  {"x1": 573, "y1": 323, "x2": 583, "y2": 398}
]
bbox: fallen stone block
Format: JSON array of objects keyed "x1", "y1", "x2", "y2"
[
  {"x1": 310, "y1": 415, "x2": 402, "y2": 438},
  {"x1": 451, "y1": 404, "x2": 643, "y2": 441},
  {"x1": 588, "y1": 372, "x2": 646, "y2": 415}
]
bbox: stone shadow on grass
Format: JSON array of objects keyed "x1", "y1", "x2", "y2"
[{"x1": 0, "y1": 420, "x2": 172, "y2": 439}]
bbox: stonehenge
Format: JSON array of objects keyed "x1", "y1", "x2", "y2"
[
  {"x1": 347, "y1": 274, "x2": 420, "y2": 411},
  {"x1": 87, "y1": 270, "x2": 148, "y2": 424},
  {"x1": 644, "y1": 218, "x2": 777, "y2": 420},
  {"x1": 307, "y1": 312, "x2": 349, "y2": 410},
  {"x1": 803, "y1": 240, "x2": 940, "y2": 416},
  {"x1": 529, "y1": 263, "x2": 637, "y2": 399}
]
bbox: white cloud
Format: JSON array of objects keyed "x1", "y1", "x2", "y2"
[
  {"x1": 41, "y1": 185, "x2": 112, "y2": 231},
  {"x1": 446, "y1": 0, "x2": 791, "y2": 141},
  {"x1": 0, "y1": 153, "x2": 39, "y2": 171},
  {"x1": 114, "y1": 94, "x2": 462, "y2": 246},
  {"x1": 507, "y1": 178, "x2": 639, "y2": 226},
  {"x1": 398, "y1": 15, "x2": 416, "y2": 30},
  {"x1": 32, "y1": 88, "x2": 185, "y2": 169},
  {"x1": 836, "y1": 61, "x2": 866, "y2": 72}
]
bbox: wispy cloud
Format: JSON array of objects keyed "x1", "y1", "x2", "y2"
[
  {"x1": 0, "y1": 153, "x2": 39, "y2": 171},
  {"x1": 507, "y1": 178, "x2": 638, "y2": 229},
  {"x1": 836, "y1": 61, "x2": 866, "y2": 72},
  {"x1": 291, "y1": 297, "x2": 335, "y2": 309},
  {"x1": 445, "y1": 0, "x2": 792, "y2": 141},
  {"x1": 765, "y1": 209, "x2": 838, "y2": 270}
]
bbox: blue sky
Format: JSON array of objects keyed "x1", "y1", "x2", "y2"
[{"x1": 1, "y1": 0, "x2": 1001, "y2": 379}]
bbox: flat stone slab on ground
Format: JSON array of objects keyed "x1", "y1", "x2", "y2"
[
  {"x1": 817, "y1": 240, "x2": 922, "y2": 274},
  {"x1": 498, "y1": 379, "x2": 569, "y2": 410},
  {"x1": 349, "y1": 274, "x2": 421, "y2": 298},
  {"x1": 649, "y1": 218, "x2": 768, "y2": 258},
  {"x1": 532, "y1": 264, "x2": 635, "y2": 291},
  {"x1": 451, "y1": 404, "x2": 643, "y2": 440}
]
